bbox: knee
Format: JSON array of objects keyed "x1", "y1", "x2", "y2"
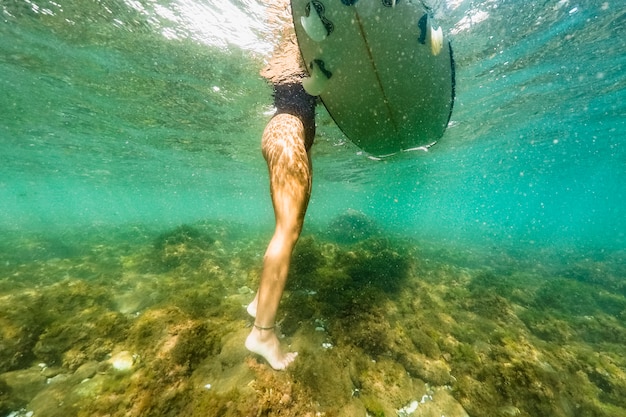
[
  {"x1": 266, "y1": 227, "x2": 301, "y2": 259},
  {"x1": 277, "y1": 222, "x2": 304, "y2": 248}
]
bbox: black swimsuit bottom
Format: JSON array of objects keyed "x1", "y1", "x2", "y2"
[{"x1": 272, "y1": 83, "x2": 317, "y2": 151}]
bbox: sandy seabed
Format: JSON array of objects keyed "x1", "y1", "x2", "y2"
[{"x1": 1, "y1": 219, "x2": 625, "y2": 417}]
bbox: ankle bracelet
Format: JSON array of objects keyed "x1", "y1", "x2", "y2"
[{"x1": 253, "y1": 323, "x2": 275, "y2": 331}]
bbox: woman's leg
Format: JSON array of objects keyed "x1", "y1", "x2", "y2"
[{"x1": 245, "y1": 113, "x2": 312, "y2": 370}]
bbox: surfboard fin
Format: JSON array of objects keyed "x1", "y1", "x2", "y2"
[
  {"x1": 427, "y1": 22, "x2": 444, "y2": 56},
  {"x1": 301, "y1": 2, "x2": 328, "y2": 42},
  {"x1": 302, "y1": 59, "x2": 332, "y2": 96}
]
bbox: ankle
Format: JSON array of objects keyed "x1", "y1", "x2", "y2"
[
  {"x1": 253, "y1": 323, "x2": 276, "y2": 331},
  {"x1": 250, "y1": 323, "x2": 279, "y2": 342}
]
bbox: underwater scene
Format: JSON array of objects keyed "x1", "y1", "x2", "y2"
[{"x1": 1, "y1": 0, "x2": 624, "y2": 416}]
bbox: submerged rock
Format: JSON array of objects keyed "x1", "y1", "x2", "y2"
[
  {"x1": 0, "y1": 367, "x2": 46, "y2": 408},
  {"x1": 1, "y1": 225, "x2": 625, "y2": 417},
  {"x1": 108, "y1": 351, "x2": 135, "y2": 372},
  {"x1": 326, "y1": 209, "x2": 381, "y2": 244},
  {"x1": 152, "y1": 225, "x2": 215, "y2": 269}
]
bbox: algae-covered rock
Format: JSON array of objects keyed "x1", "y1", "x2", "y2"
[
  {"x1": 358, "y1": 357, "x2": 424, "y2": 416},
  {"x1": 340, "y1": 238, "x2": 411, "y2": 293},
  {"x1": 128, "y1": 306, "x2": 225, "y2": 378},
  {"x1": 289, "y1": 235, "x2": 326, "y2": 284},
  {"x1": 327, "y1": 209, "x2": 381, "y2": 244},
  {"x1": 25, "y1": 362, "x2": 101, "y2": 417},
  {"x1": 467, "y1": 271, "x2": 515, "y2": 298},
  {"x1": 152, "y1": 224, "x2": 215, "y2": 269},
  {"x1": 181, "y1": 385, "x2": 259, "y2": 417},
  {"x1": 1, "y1": 224, "x2": 626, "y2": 417},
  {"x1": 290, "y1": 333, "x2": 355, "y2": 409},
  {"x1": 169, "y1": 321, "x2": 214, "y2": 371},
  {"x1": 0, "y1": 297, "x2": 45, "y2": 372},
  {"x1": 241, "y1": 359, "x2": 319, "y2": 416},
  {"x1": 33, "y1": 307, "x2": 128, "y2": 369},
  {"x1": 0, "y1": 377, "x2": 16, "y2": 417},
  {"x1": 0, "y1": 278, "x2": 129, "y2": 373},
  {"x1": 172, "y1": 285, "x2": 227, "y2": 319},
  {"x1": 408, "y1": 327, "x2": 442, "y2": 359},
  {"x1": 0, "y1": 367, "x2": 46, "y2": 411},
  {"x1": 519, "y1": 312, "x2": 572, "y2": 343},
  {"x1": 401, "y1": 354, "x2": 452, "y2": 386}
]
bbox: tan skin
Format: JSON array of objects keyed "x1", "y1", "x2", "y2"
[{"x1": 245, "y1": 113, "x2": 312, "y2": 370}]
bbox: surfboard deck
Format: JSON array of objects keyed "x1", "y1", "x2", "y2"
[{"x1": 292, "y1": 0, "x2": 455, "y2": 157}]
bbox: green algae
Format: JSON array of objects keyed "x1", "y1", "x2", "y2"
[
  {"x1": 152, "y1": 225, "x2": 216, "y2": 270},
  {"x1": 1, "y1": 224, "x2": 625, "y2": 417},
  {"x1": 325, "y1": 209, "x2": 382, "y2": 244}
]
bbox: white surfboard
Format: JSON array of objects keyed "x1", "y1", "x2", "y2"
[{"x1": 292, "y1": 0, "x2": 455, "y2": 157}]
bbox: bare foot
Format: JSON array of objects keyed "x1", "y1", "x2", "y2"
[
  {"x1": 247, "y1": 294, "x2": 258, "y2": 318},
  {"x1": 245, "y1": 327, "x2": 297, "y2": 370}
]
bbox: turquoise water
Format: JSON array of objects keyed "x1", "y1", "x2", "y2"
[
  {"x1": 2, "y1": 0, "x2": 623, "y2": 249},
  {"x1": 1, "y1": 1, "x2": 625, "y2": 416}
]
